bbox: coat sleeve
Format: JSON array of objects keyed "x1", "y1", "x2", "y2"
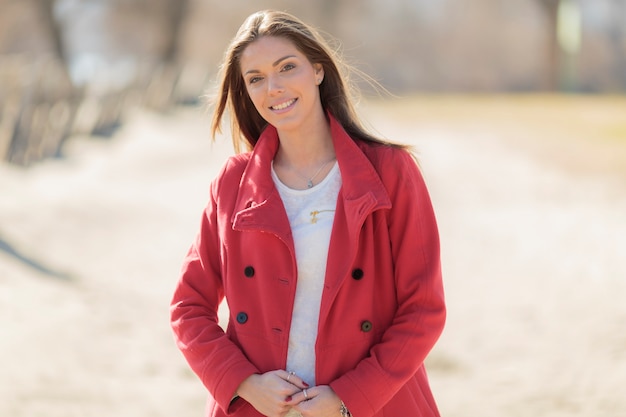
[
  {"x1": 329, "y1": 148, "x2": 446, "y2": 417},
  {"x1": 170, "y1": 159, "x2": 259, "y2": 414}
]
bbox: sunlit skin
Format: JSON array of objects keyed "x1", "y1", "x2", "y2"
[
  {"x1": 235, "y1": 36, "x2": 343, "y2": 417},
  {"x1": 240, "y1": 36, "x2": 336, "y2": 190}
]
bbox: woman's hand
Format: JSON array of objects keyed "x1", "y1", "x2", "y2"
[
  {"x1": 287, "y1": 385, "x2": 343, "y2": 417},
  {"x1": 236, "y1": 370, "x2": 309, "y2": 417}
]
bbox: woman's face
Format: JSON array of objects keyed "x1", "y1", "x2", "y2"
[{"x1": 239, "y1": 36, "x2": 324, "y2": 134}]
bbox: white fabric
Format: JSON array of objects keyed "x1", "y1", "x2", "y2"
[{"x1": 271, "y1": 161, "x2": 341, "y2": 387}]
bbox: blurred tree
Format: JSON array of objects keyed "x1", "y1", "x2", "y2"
[
  {"x1": 163, "y1": 0, "x2": 189, "y2": 62},
  {"x1": 610, "y1": 0, "x2": 626, "y2": 89},
  {"x1": 537, "y1": 0, "x2": 561, "y2": 90},
  {"x1": 34, "y1": 0, "x2": 65, "y2": 60}
]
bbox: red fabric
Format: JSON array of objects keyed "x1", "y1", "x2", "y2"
[{"x1": 170, "y1": 115, "x2": 446, "y2": 417}]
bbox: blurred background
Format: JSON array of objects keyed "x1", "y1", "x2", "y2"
[
  {"x1": 1, "y1": 0, "x2": 625, "y2": 165},
  {"x1": 1, "y1": 1, "x2": 626, "y2": 417}
]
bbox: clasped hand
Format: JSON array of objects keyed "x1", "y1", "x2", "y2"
[{"x1": 236, "y1": 370, "x2": 342, "y2": 417}]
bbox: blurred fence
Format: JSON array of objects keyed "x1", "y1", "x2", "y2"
[{"x1": 0, "y1": 54, "x2": 206, "y2": 166}]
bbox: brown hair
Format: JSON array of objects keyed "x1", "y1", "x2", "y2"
[{"x1": 210, "y1": 9, "x2": 405, "y2": 153}]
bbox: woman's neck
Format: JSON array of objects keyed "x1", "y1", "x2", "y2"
[
  {"x1": 272, "y1": 117, "x2": 336, "y2": 190},
  {"x1": 274, "y1": 119, "x2": 335, "y2": 170}
]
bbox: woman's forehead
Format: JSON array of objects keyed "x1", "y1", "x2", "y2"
[{"x1": 240, "y1": 36, "x2": 303, "y2": 70}]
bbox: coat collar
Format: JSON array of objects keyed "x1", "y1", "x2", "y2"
[{"x1": 231, "y1": 114, "x2": 391, "y2": 237}]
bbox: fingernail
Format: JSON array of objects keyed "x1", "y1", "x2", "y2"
[
  {"x1": 303, "y1": 382, "x2": 309, "y2": 387},
  {"x1": 285, "y1": 396, "x2": 292, "y2": 402}
]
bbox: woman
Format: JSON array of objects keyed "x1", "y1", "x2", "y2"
[{"x1": 170, "y1": 9, "x2": 446, "y2": 417}]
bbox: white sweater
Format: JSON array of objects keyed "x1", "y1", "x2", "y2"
[{"x1": 271, "y1": 162, "x2": 341, "y2": 387}]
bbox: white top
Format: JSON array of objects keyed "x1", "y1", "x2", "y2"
[{"x1": 271, "y1": 162, "x2": 342, "y2": 387}]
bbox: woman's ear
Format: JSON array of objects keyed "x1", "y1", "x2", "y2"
[{"x1": 314, "y1": 64, "x2": 324, "y2": 85}]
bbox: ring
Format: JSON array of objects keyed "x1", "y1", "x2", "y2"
[
  {"x1": 303, "y1": 388, "x2": 308, "y2": 399},
  {"x1": 287, "y1": 371, "x2": 295, "y2": 382}
]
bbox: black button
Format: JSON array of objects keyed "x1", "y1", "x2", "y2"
[
  {"x1": 352, "y1": 268, "x2": 364, "y2": 280},
  {"x1": 236, "y1": 312, "x2": 248, "y2": 324},
  {"x1": 244, "y1": 266, "x2": 255, "y2": 277},
  {"x1": 361, "y1": 320, "x2": 373, "y2": 332}
]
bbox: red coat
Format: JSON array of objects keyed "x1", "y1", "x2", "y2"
[{"x1": 170, "y1": 115, "x2": 446, "y2": 417}]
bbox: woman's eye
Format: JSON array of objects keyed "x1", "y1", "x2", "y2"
[
  {"x1": 281, "y1": 63, "x2": 295, "y2": 72},
  {"x1": 248, "y1": 76, "x2": 262, "y2": 84}
]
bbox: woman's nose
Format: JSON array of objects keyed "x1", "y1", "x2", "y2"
[{"x1": 267, "y1": 75, "x2": 284, "y2": 95}]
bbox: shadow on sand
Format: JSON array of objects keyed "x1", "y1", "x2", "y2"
[{"x1": 0, "y1": 237, "x2": 73, "y2": 281}]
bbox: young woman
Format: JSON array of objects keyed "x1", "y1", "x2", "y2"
[{"x1": 170, "y1": 10, "x2": 446, "y2": 417}]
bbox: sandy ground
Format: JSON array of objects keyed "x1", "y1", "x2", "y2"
[{"x1": 1, "y1": 96, "x2": 625, "y2": 416}]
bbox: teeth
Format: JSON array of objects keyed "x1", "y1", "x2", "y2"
[{"x1": 272, "y1": 99, "x2": 295, "y2": 110}]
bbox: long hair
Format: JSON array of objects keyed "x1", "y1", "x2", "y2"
[{"x1": 210, "y1": 10, "x2": 405, "y2": 153}]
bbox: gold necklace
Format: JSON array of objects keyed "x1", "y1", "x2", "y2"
[{"x1": 310, "y1": 209, "x2": 335, "y2": 224}]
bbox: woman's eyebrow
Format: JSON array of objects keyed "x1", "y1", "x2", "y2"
[{"x1": 244, "y1": 55, "x2": 297, "y2": 75}]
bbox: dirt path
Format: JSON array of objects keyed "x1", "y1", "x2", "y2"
[
  {"x1": 1, "y1": 97, "x2": 625, "y2": 416},
  {"x1": 366, "y1": 96, "x2": 626, "y2": 417}
]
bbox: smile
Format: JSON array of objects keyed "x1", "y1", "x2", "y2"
[{"x1": 270, "y1": 99, "x2": 297, "y2": 111}]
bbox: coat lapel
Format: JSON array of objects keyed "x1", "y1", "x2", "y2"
[
  {"x1": 231, "y1": 126, "x2": 293, "y2": 247},
  {"x1": 320, "y1": 117, "x2": 392, "y2": 319}
]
